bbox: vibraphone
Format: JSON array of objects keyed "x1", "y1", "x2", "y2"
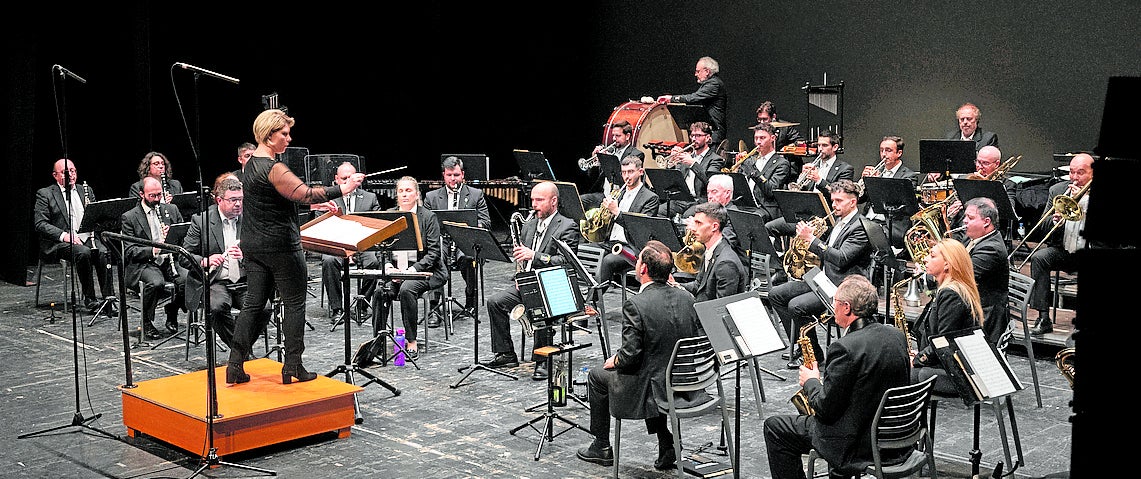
[{"x1": 366, "y1": 178, "x2": 531, "y2": 206}]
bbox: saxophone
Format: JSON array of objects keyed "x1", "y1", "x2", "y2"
[
  {"x1": 790, "y1": 312, "x2": 831, "y2": 415},
  {"x1": 509, "y1": 210, "x2": 536, "y2": 337},
  {"x1": 581, "y1": 186, "x2": 621, "y2": 243},
  {"x1": 782, "y1": 212, "x2": 834, "y2": 281}
]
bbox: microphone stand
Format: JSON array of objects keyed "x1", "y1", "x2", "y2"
[{"x1": 20, "y1": 64, "x2": 118, "y2": 443}]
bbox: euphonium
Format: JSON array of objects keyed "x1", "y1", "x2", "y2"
[
  {"x1": 790, "y1": 312, "x2": 831, "y2": 415},
  {"x1": 891, "y1": 272, "x2": 922, "y2": 348},
  {"x1": 1055, "y1": 347, "x2": 1076, "y2": 389},
  {"x1": 1012, "y1": 179, "x2": 1091, "y2": 269},
  {"x1": 578, "y1": 141, "x2": 616, "y2": 171},
  {"x1": 782, "y1": 212, "x2": 834, "y2": 280},
  {"x1": 581, "y1": 186, "x2": 621, "y2": 243},
  {"x1": 673, "y1": 229, "x2": 706, "y2": 274}
]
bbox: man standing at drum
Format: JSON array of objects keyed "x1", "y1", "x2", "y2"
[
  {"x1": 657, "y1": 56, "x2": 728, "y2": 145},
  {"x1": 581, "y1": 120, "x2": 644, "y2": 211}
]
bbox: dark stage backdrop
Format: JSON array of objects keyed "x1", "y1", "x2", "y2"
[{"x1": 5, "y1": 1, "x2": 1139, "y2": 285}]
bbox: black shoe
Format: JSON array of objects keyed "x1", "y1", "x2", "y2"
[
  {"x1": 426, "y1": 316, "x2": 442, "y2": 328},
  {"x1": 329, "y1": 309, "x2": 344, "y2": 325},
  {"x1": 654, "y1": 445, "x2": 677, "y2": 470},
  {"x1": 1030, "y1": 317, "x2": 1053, "y2": 336},
  {"x1": 282, "y1": 364, "x2": 318, "y2": 384},
  {"x1": 226, "y1": 362, "x2": 250, "y2": 385},
  {"x1": 532, "y1": 365, "x2": 548, "y2": 381},
  {"x1": 144, "y1": 326, "x2": 164, "y2": 340},
  {"x1": 405, "y1": 348, "x2": 419, "y2": 360},
  {"x1": 83, "y1": 298, "x2": 101, "y2": 312},
  {"x1": 781, "y1": 344, "x2": 800, "y2": 361},
  {"x1": 786, "y1": 356, "x2": 804, "y2": 370},
  {"x1": 576, "y1": 444, "x2": 614, "y2": 466},
  {"x1": 481, "y1": 353, "x2": 519, "y2": 369}
]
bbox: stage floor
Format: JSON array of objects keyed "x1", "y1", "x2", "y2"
[{"x1": 4, "y1": 255, "x2": 1074, "y2": 478}]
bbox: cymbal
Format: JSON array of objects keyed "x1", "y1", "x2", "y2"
[{"x1": 770, "y1": 121, "x2": 800, "y2": 128}]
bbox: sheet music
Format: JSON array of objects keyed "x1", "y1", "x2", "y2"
[
  {"x1": 811, "y1": 272, "x2": 837, "y2": 301},
  {"x1": 954, "y1": 330, "x2": 1017, "y2": 398},
  {"x1": 724, "y1": 296, "x2": 785, "y2": 356},
  {"x1": 302, "y1": 215, "x2": 378, "y2": 244}
]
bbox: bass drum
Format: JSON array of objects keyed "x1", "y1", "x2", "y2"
[{"x1": 603, "y1": 101, "x2": 687, "y2": 168}]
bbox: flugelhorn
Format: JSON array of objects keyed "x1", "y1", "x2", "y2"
[
  {"x1": 790, "y1": 153, "x2": 824, "y2": 191},
  {"x1": 857, "y1": 157, "x2": 888, "y2": 189}
]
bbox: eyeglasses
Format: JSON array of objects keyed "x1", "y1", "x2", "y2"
[
  {"x1": 220, "y1": 197, "x2": 243, "y2": 204},
  {"x1": 690, "y1": 133, "x2": 709, "y2": 137}
]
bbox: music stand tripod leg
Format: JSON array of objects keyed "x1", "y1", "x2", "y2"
[{"x1": 451, "y1": 251, "x2": 518, "y2": 388}]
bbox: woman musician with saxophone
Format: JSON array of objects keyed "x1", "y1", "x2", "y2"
[
  {"x1": 769, "y1": 180, "x2": 874, "y2": 370},
  {"x1": 763, "y1": 274, "x2": 911, "y2": 479},
  {"x1": 1024, "y1": 152, "x2": 1093, "y2": 337},
  {"x1": 128, "y1": 151, "x2": 184, "y2": 204},
  {"x1": 910, "y1": 238, "x2": 985, "y2": 396},
  {"x1": 483, "y1": 181, "x2": 581, "y2": 381}
]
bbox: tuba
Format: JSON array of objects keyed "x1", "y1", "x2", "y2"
[
  {"x1": 581, "y1": 186, "x2": 621, "y2": 243},
  {"x1": 1055, "y1": 347, "x2": 1076, "y2": 389},
  {"x1": 790, "y1": 312, "x2": 832, "y2": 415},
  {"x1": 673, "y1": 229, "x2": 705, "y2": 274},
  {"x1": 782, "y1": 212, "x2": 834, "y2": 280}
]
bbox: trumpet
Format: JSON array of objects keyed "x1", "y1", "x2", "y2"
[
  {"x1": 578, "y1": 142, "x2": 616, "y2": 171},
  {"x1": 662, "y1": 142, "x2": 697, "y2": 168},
  {"x1": 857, "y1": 157, "x2": 888, "y2": 188},
  {"x1": 790, "y1": 153, "x2": 824, "y2": 191}
]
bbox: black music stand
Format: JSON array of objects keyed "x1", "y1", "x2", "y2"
[
  {"x1": 514, "y1": 149, "x2": 557, "y2": 181},
  {"x1": 347, "y1": 214, "x2": 422, "y2": 368},
  {"x1": 645, "y1": 167, "x2": 695, "y2": 219},
  {"x1": 623, "y1": 213, "x2": 684, "y2": 252},
  {"x1": 919, "y1": 139, "x2": 975, "y2": 177},
  {"x1": 596, "y1": 153, "x2": 622, "y2": 188},
  {"x1": 863, "y1": 176, "x2": 919, "y2": 289},
  {"x1": 952, "y1": 178, "x2": 1018, "y2": 225},
  {"x1": 446, "y1": 222, "x2": 518, "y2": 388},
  {"x1": 725, "y1": 172, "x2": 758, "y2": 210},
  {"x1": 357, "y1": 211, "x2": 423, "y2": 253},
  {"x1": 667, "y1": 103, "x2": 711, "y2": 132},
  {"x1": 553, "y1": 238, "x2": 612, "y2": 358},
  {"x1": 695, "y1": 291, "x2": 785, "y2": 478},
  {"x1": 553, "y1": 181, "x2": 587, "y2": 222},
  {"x1": 440, "y1": 153, "x2": 489, "y2": 181},
  {"x1": 77, "y1": 197, "x2": 136, "y2": 324},
  {"x1": 432, "y1": 209, "x2": 480, "y2": 326},
  {"x1": 931, "y1": 327, "x2": 1025, "y2": 477},
  {"x1": 172, "y1": 191, "x2": 204, "y2": 221},
  {"x1": 727, "y1": 209, "x2": 779, "y2": 259},
  {"x1": 775, "y1": 189, "x2": 832, "y2": 225}
]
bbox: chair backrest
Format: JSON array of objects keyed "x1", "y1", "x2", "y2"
[
  {"x1": 868, "y1": 375, "x2": 936, "y2": 475},
  {"x1": 1004, "y1": 271, "x2": 1035, "y2": 353},
  {"x1": 571, "y1": 241, "x2": 607, "y2": 288},
  {"x1": 748, "y1": 251, "x2": 773, "y2": 295}
]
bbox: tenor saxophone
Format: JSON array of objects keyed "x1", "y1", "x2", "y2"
[{"x1": 790, "y1": 312, "x2": 831, "y2": 415}]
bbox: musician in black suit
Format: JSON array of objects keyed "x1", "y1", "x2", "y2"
[
  {"x1": 370, "y1": 176, "x2": 447, "y2": 360},
  {"x1": 859, "y1": 135, "x2": 919, "y2": 250},
  {"x1": 581, "y1": 120, "x2": 645, "y2": 211},
  {"x1": 594, "y1": 156, "x2": 661, "y2": 288},
  {"x1": 677, "y1": 202, "x2": 746, "y2": 302},
  {"x1": 128, "y1": 151, "x2": 184, "y2": 201},
  {"x1": 764, "y1": 274, "x2": 911, "y2": 478},
  {"x1": 576, "y1": 240, "x2": 700, "y2": 470},
  {"x1": 121, "y1": 176, "x2": 186, "y2": 340},
  {"x1": 423, "y1": 155, "x2": 492, "y2": 322},
  {"x1": 770, "y1": 180, "x2": 873, "y2": 369},
  {"x1": 657, "y1": 56, "x2": 728, "y2": 144},
  {"x1": 312, "y1": 162, "x2": 381, "y2": 324},
  {"x1": 945, "y1": 102, "x2": 998, "y2": 152},
  {"x1": 941, "y1": 146, "x2": 1020, "y2": 242},
  {"x1": 961, "y1": 197, "x2": 1010, "y2": 346},
  {"x1": 656, "y1": 121, "x2": 724, "y2": 220},
  {"x1": 766, "y1": 131, "x2": 854, "y2": 254},
  {"x1": 734, "y1": 122, "x2": 792, "y2": 224},
  {"x1": 233, "y1": 142, "x2": 256, "y2": 180},
  {"x1": 755, "y1": 100, "x2": 805, "y2": 151},
  {"x1": 180, "y1": 175, "x2": 264, "y2": 350},
  {"x1": 34, "y1": 159, "x2": 117, "y2": 313},
  {"x1": 482, "y1": 181, "x2": 580, "y2": 380}
]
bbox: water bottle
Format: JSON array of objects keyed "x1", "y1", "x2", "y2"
[
  {"x1": 574, "y1": 365, "x2": 589, "y2": 386},
  {"x1": 550, "y1": 356, "x2": 567, "y2": 407},
  {"x1": 393, "y1": 328, "x2": 406, "y2": 367}
]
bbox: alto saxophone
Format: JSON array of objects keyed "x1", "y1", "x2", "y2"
[
  {"x1": 790, "y1": 312, "x2": 831, "y2": 415},
  {"x1": 509, "y1": 210, "x2": 536, "y2": 337},
  {"x1": 782, "y1": 211, "x2": 835, "y2": 281}
]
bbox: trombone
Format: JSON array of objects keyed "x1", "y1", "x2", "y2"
[{"x1": 1010, "y1": 180, "x2": 1091, "y2": 269}]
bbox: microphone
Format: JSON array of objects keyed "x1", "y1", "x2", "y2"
[
  {"x1": 53, "y1": 64, "x2": 87, "y2": 84},
  {"x1": 174, "y1": 62, "x2": 240, "y2": 85}
]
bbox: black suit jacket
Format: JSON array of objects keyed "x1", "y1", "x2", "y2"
[
  {"x1": 34, "y1": 182, "x2": 99, "y2": 254},
  {"x1": 682, "y1": 238, "x2": 746, "y2": 302},
  {"x1": 860, "y1": 164, "x2": 919, "y2": 246},
  {"x1": 671, "y1": 73, "x2": 727, "y2": 140},
  {"x1": 128, "y1": 177, "x2": 184, "y2": 200},
  {"x1": 913, "y1": 287, "x2": 977, "y2": 368},
  {"x1": 740, "y1": 152, "x2": 791, "y2": 221},
  {"x1": 968, "y1": 231, "x2": 1010, "y2": 345},
  {"x1": 610, "y1": 281, "x2": 699, "y2": 419},
  {"x1": 682, "y1": 148, "x2": 725, "y2": 202},
  {"x1": 334, "y1": 189, "x2": 381, "y2": 215},
  {"x1": 423, "y1": 184, "x2": 490, "y2": 228},
  {"x1": 611, "y1": 185, "x2": 660, "y2": 244},
  {"x1": 803, "y1": 159, "x2": 855, "y2": 195},
  {"x1": 521, "y1": 212, "x2": 580, "y2": 270},
  {"x1": 945, "y1": 129, "x2": 999, "y2": 152},
  {"x1": 180, "y1": 206, "x2": 242, "y2": 311},
  {"x1": 120, "y1": 202, "x2": 184, "y2": 286},
  {"x1": 804, "y1": 320, "x2": 911, "y2": 472},
  {"x1": 806, "y1": 212, "x2": 874, "y2": 285},
  {"x1": 394, "y1": 205, "x2": 448, "y2": 286}
]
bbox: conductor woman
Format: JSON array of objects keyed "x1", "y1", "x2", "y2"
[{"x1": 226, "y1": 109, "x2": 364, "y2": 385}]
